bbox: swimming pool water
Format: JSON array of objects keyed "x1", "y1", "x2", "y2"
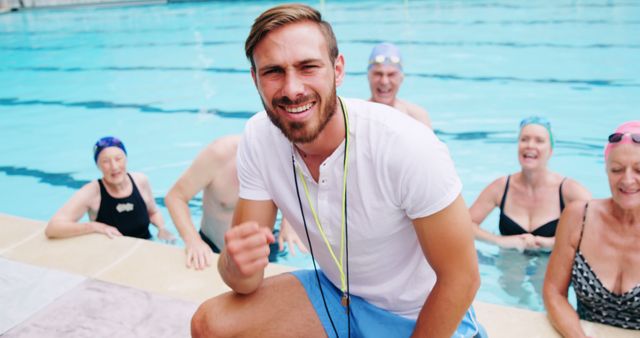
[{"x1": 1, "y1": 0, "x2": 638, "y2": 312}]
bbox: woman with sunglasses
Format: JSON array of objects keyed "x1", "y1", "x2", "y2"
[
  {"x1": 469, "y1": 116, "x2": 591, "y2": 251},
  {"x1": 544, "y1": 121, "x2": 640, "y2": 334},
  {"x1": 46, "y1": 136, "x2": 175, "y2": 242}
]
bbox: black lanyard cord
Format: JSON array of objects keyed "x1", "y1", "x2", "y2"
[
  {"x1": 292, "y1": 154, "x2": 340, "y2": 338},
  {"x1": 290, "y1": 97, "x2": 350, "y2": 338}
]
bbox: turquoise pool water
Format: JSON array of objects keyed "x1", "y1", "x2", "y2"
[{"x1": 1, "y1": 1, "x2": 638, "y2": 312}]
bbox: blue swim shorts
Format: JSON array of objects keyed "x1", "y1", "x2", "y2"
[{"x1": 291, "y1": 269, "x2": 487, "y2": 338}]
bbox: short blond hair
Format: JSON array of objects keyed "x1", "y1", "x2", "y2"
[{"x1": 245, "y1": 3, "x2": 339, "y2": 70}]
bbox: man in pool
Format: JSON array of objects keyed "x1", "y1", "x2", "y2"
[
  {"x1": 191, "y1": 4, "x2": 484, "y2": 337},
  {"x1": 367, "y1": 42, "x2": 432, "y2": 127},
  {"x1": 165, "y1": 135, "x2": 308, "y2": 270}
]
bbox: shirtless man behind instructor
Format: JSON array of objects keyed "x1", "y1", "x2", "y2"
[{"x1": 165, "y1": 135, "x2": 307, "y2": 270}]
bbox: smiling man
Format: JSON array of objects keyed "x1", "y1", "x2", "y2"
[
  {"x1": 367, "y1": 42, "x2": 432, "y2": 128},
  {"x1": 191, "y1": 4, "x2": 484, "y2": 337}
]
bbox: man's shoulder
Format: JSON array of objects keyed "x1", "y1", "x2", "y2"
[
  {"x1": 204, "y1": 134, "x2": 241, "y2": 160},
  {"x1": 396, "y1": 99, "x2": 426, "y2": 113},
  {"x1": 345, "y1": 97, "x2": 395, "y2": 113},
  {"x1": 345, "y1": 97, "x2": 405, "y2": 125},
  {"x1": 346, "y1": 97, "x2": 425, "y2": 135},
  {"x1": 395, "y1": 99, "x2": 430, "y2": 125}
]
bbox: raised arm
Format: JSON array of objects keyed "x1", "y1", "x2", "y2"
[
  {"x1": 412, "y1": 194, "x2": 480, "y2": 337},
  {"x1": 45, "y1": 181, "x2": 122, "y2": 239},
  {"x1": 218, "y1": 198, "x2": 277, "y2": 294},
  {"x1": 165, "y1": 144, "x2": 222, "y2": 269},
  {"x1": 133, "y1": 172, "x2": 174, "y2": 243},
  {"x1": 543, "y1": 201, "x2": 589, "y2": 338}
]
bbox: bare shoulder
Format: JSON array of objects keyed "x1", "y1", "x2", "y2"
[
  {"x1": 401, "y1": 99, "x2": 428, "y2": 114},
  {"x1": 129, "y1": 172, "x2": 151, "y2": 189},
  {"x1": 473, "y1": 175, "x2": 508, "y2": 207},
  {"x1": 56, "y1": 180, "x2": 101, "y2": 216},
  {"x1": 203, "y1": 135, "x2": 241, "y2": 162},
  {"x1": 485, "y1": 175, "x2": 509, "y2": 195},
  {"x1": 81, "y1": 179, "x2": 101, "y2": 194},
  {"x1": 396, "y1": 99, "x2": 430, "y2": 122},
  {"x1": 561, "y1": 177, "x2": 592, "y2": 202},
  {"x1": 557, "y1": 199, "x2": 591, "y2": 246},
  {"x1": 78, "y1": 180, "x2": 101, "y2": 202}
]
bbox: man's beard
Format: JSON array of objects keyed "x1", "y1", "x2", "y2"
[{"x1": 263, "y1": 88, "x2": 337, "y2": 144}]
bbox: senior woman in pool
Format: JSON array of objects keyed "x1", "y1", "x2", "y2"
[
  {"x1": 469, "y1": 116, "x2": 591, "y2": 251},
  {"x1": 544, "y1": 121, "x2": 640, "y2": 334},
  {"x1": 46, "y1": 136, "x2": 174, "y2": 241}
]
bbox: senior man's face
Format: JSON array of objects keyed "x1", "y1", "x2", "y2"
[
  {"x1": 368, "y1": 63, "x2": 403, "y2": 107},
  {"x1": 250, "y1": 21, "x2": 344, "y2": 144}
]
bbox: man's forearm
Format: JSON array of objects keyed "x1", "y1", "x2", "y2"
[
  {"x1": 165, "y1": 195, "x2": 199, "y2": 242},
  {"x1": 412, "y1": 274, "x2": 480, "y2": 337}
]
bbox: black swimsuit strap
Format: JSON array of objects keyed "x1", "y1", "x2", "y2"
[
  {"x1": 577, "y1": 202, "x2": 589, "y2": 250},
  {"x1": 559, "y1": 177, "x2": 567, "y2": 211},
  {"x1": 499, "y1": 175, "x2": 511, "y2": 211},
  {"x1": 126, "y1": 173, "x2": 141, "y2": 196}
]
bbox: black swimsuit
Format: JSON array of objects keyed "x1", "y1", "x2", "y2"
[
  {"x1": 95, "y1": 173, "x2": 151, "y2": 239},
  {"x1": 498, "y1": 175, "x2": 565, "y2": 238}
]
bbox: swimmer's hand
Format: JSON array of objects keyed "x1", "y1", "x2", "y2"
[
  {"x1": 278, "y1": 218, "x2": 308, "y2": 257},
  {"x1": 533, "y1": 235, "x2": 554, "y2": 250},
  {"x1": 157, "y1": 228, "x2": 176, "y2": 245},
  {"x1": 185, "y1": 238, "x2": 214, "y2": 270},
  {"x1": 497, "y1": 234, "x2": 540, "y2": 252},
  {"x1": 224, "y1": 222, "x2": 275, "y2": 279},
  {"x1": 94, "y1": 222, "x2": 123, "y2": 239}
]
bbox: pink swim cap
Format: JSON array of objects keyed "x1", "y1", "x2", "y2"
[{"x1": 604, "y1": 121, "x2": 640, "y2": 160}]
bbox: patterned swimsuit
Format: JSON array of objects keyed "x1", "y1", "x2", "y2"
[{"x1": 570, "y1": 203, "x2": 640, "y2": 330}]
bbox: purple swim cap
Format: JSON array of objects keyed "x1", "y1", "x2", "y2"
[
  {"x1": 93, "y1": 136, "x2": 127, "y2": 163},
  {"x1": 368, "y1": 43, "x2": 402, "y2": 71},
  {"x1": 604, "y1": 121, "x2": 640, "y2": 160}
]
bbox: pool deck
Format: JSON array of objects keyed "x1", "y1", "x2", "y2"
[{"x1": 1, "y1": 213, "x2": 636, "y2": 337}]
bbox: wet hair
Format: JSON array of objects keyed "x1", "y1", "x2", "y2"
[{"x1": 245, "y1": 4, "x2": 339, "y2": 70}]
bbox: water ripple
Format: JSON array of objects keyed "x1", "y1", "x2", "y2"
[
  {"x1": 0, "y1": 97, "x2": 254, "y2": 118},
  {"x1": 5, "y1": 66, "x2": 636, "y2": 88}
]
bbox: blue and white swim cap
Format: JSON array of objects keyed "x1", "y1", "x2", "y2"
[{"x1": 368, "y1": 43, "x2": 402, "y2": 71}]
